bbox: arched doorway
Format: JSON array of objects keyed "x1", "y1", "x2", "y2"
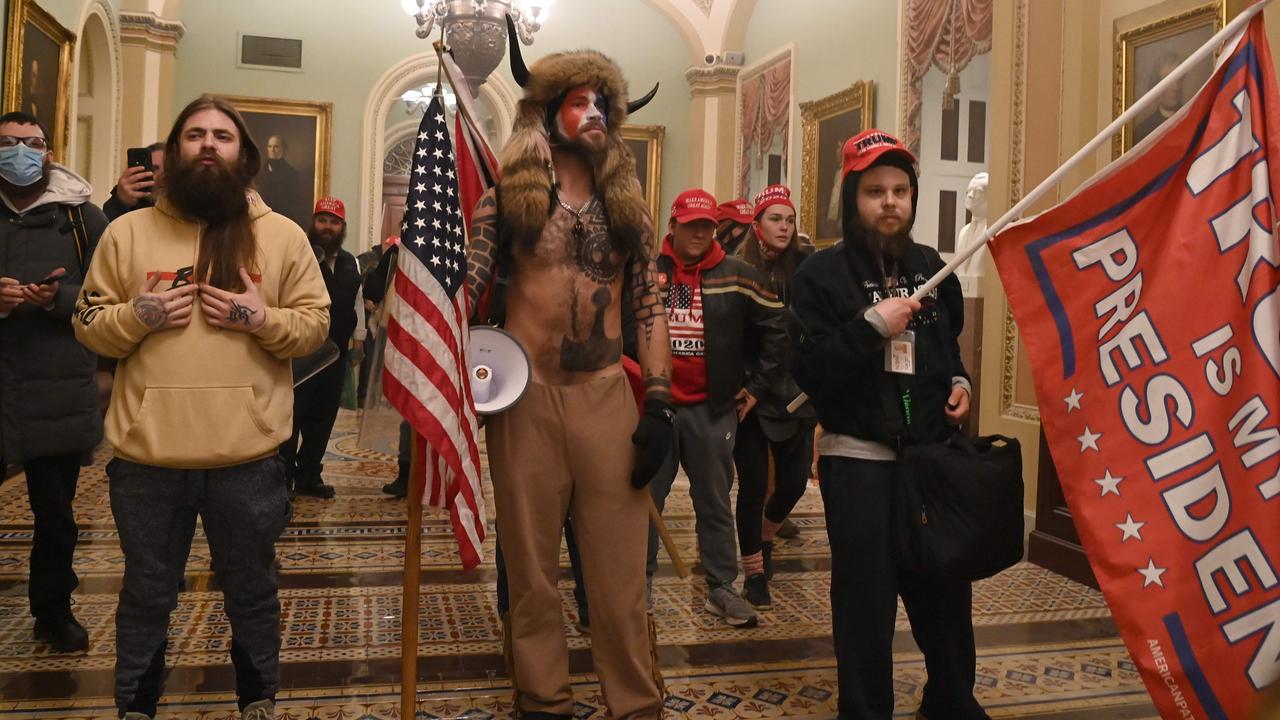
[{"x1": 72, "y1": 2, "x2": 121, "y2": 203}]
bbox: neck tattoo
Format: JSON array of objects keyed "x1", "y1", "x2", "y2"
[{"x1": 556, "y1": 195, "x2": 593, "y2": 242}]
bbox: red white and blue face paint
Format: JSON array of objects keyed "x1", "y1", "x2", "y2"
[{"x1": 555, "y1": 86, "x2": 608, "y2": 143}]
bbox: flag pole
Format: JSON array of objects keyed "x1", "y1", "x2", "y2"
[
  {"x1": 910, "y1": 0, "x2": 1273, "y2": 301},
  {"x1": 400, "y1": 437, "x2": 423, "y2": 718},
  {"x1": 785, "y1": 0, "x2": 1273, "y2": 416}
]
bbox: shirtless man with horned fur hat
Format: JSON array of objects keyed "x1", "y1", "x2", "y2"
[{"x1": 464, "y1": 19, "x2": 671, "y2": 720}]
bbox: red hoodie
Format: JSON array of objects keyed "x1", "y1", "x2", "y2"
[{"x1": 660, "y1": 235, "x2": 726, "y2": 405}]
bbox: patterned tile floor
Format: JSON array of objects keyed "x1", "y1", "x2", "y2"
[{"x1": 0, "y1": 412, "x2": 1159, "y2": 719}]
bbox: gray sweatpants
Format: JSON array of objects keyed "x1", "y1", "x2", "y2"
[
  {"x1": 107, "y1": 455, "x2": 291, "y2": 717},
  {"x1": 646, "y1": 402, "x2": 739, "y2": 590}
]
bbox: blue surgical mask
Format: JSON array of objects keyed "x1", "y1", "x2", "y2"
[{"x1": 0, "y1": 144, "x2": 47, "y2": 186}]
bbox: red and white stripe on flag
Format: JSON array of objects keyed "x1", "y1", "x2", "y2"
[
  {"x1": 991, "y1": 17, "x2": 1280, "y2": 718},
  {"x1": 383, "y1": 95, "x2": 486, "y2": 569}
]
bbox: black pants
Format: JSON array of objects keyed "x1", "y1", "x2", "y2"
[
  {"x1": 108, "y1": 455, "x2": 291, "y2": 717},
  {"x1": 733, "y1": 414, "x2": 814, "y2": 556},
  {"x1": 280, "y1": 348, "x2": 347, "y2": 483},
  {"x1": 495, "y1": 517, "x2": 588, "y2": 622},
  {"x1": 24, "y1": 453, "x2": 82, "y2": 620},
  {"x1": 819, "y1": 456, "x2": 988, "y2": 720}
]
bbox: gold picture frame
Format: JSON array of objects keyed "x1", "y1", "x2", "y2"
[
  {"x1": 221, "y1": 94, "x2": 333, "y2": 228},
  {"x1": 1113, "y1": 1, "x2": 1224, "y2": 156},
  {"x1": 621, "y1": 123, "x2": 665, "y2": 224},
  {"x1": 800, "y1": 81, "x2": 875, "y2": 248},
  {"x1": 2, "y1": 0, "x2": 76, "y2": 160}
]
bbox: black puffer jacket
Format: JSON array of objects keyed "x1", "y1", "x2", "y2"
[
  {"x1": 790, "y1": 239, "x2": 967, "y2": 447},
  {"x1": 0, "y1": 165, "x2": 107, "y2": 464}
]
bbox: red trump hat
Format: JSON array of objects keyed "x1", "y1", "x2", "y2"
[
  {"x1": 670, "y1": 188, "x2": 719, "y2": 224},
  {"x1": 841, "y1": 129, "x2": 917, "y2": 180},
  {"x1": 313, "y1": 196, "x2": 346, "y2": 221},
  {"x1": 752, "y1": 184, "x2": 795, "y2": 219}
]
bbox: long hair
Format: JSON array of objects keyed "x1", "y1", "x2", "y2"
[
  {"x1": 739, "y1": 222, "x2": 803, "y2": 301},
  {"x1": 164, "y1": 96, "x2": 262, "y2": 291}
]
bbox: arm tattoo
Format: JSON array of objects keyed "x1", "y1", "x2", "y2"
[
  {"x1": 629, "y1": 256, "x2": 663, "y2": 346},
  {"x1": 644, "y1": 368, "x2": 672, "y2": 402},
  {"x1": 228, "y1": 300, "x2": 257, "y2": 326},
  {"x1": 133, "y1": 295, "x2": 167, "y2": 329},
  {"x1": 467, "y1": 192, "x2": 499, "y2": 312}
]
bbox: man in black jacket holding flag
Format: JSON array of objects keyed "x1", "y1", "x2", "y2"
[{"x1": 790, "y1": 129, "x2": 986, "y2": 720}]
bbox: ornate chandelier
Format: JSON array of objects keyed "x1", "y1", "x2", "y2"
[{"x1": 402, "y1": 0, "x2": 553, "y2": 96}]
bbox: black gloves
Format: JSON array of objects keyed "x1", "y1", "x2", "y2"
[{"x1": 631, "y1": 398, "x2": 675, "y2": 488}]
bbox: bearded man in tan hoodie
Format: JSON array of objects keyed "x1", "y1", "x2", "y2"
[{"x1": 74, "y1": 96, "x2": 329, "y2": 720}]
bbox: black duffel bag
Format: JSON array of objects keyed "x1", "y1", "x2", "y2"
[{"x1": 893, "y1": 433, "x2": 1024, "y2": 582}]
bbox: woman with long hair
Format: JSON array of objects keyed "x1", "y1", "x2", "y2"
[{"x1": 732, "y1": 184, "x2": 817, "y2": 610}]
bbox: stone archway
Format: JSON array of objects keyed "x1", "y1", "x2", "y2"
[
  {"x1": 358, "y1": 53, "x2": 519, "y2": 253},
  {"x1": 71, "y1": 0, "x2": 122, "y2": 202}
]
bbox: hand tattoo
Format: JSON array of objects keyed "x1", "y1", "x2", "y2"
[
  {"x1": 134, "y1": 295, "x2": 167, "y2": 329},
  {"x1": 228, "y1": 300, "x2": 257, "y2": 326}
]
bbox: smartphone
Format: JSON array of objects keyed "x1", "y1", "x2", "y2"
[
  {"x1": 34, "y1": 271, "x2": 64, "y2": 285},
  {"x1": 126, "y1": 147, "x2": 153, "y2": 173}
]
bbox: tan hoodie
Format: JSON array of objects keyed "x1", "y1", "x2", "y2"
[{"x1": 74, "y1": 192, "x2": 330, "y2": 469}]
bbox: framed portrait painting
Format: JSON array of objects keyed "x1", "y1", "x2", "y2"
[
  {"x1": 223, "y1": 95, "x2": 333, "y2": 229},
  {"x1": 1113, "y1": 1, "x2": 1224, "y2": 155},
  {"x1": 3, "y1": 0, "x2": 75, "y2": 160},
  {"x1": 620, "y1": 123, "x2": 664, "y2": 226},
  {"x1": 800, "y1": 81, "x2": 875, "y2": 248}
]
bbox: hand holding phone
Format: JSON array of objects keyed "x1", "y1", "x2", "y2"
[
  {"x1": 34, "y1": 270, "x2": 66, "y2": 286},
  {"x1": 119, "y1": 148, "x2": 156, "y2": 208}
]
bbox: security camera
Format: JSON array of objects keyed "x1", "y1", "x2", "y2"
[{"x1": 704, "y1": 53, "x2": 721, "y2": 66}]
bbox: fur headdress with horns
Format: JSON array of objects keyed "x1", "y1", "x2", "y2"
[{"x1": 498, "y1": 15, "x2": 658, "y2": 253}]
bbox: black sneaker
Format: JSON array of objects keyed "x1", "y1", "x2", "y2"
[
  {"x1": 776, "y1": 518, "x2": 800, "y2": 538},
  {"x1": 743, "y1": 574, "x2": 772, "y2": 610},
  {"x1": 382, "y1": 479, "x2": 408, "y2": 498},
  {"x1": 762, "y1": 540, "x2": 775, "y2": 581},
  {"x1": 34, "y1": 615, "x2": 89, "y2": 653},
  {"x1": 294, "y1": 481, "x2": 336, "y2": 499}
]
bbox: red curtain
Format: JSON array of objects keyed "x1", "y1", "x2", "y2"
[
  {"x1": 903, "y1": 0, "x2": 993, "y2": 155},
  {"x1": 739, "y1": 57, "x2": 791, "y2": 195}
]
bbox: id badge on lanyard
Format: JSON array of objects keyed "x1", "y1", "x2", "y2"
[{"x1": 886, "y1": 330, "x2": 916, "y2": 375}]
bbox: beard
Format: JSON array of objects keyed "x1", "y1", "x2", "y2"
[
  {"x1": 550, "y1": 123, "x2": 608, "y2": 163},
  {"x1": 309, "y1": 224, "x2": 346, "y2": 256},
  {"x1": 849, "y1": 216, "x2": 914, "y2": 275},
  {"x1": 166, "y1": 153, "x2": 250, "y2": 224}
]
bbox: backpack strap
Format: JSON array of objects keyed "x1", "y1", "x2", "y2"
[{"x1": 63, "y1": 205, "x2": 88, "y2": 277}]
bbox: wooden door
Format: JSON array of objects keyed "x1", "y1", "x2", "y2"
[{"x1": 1027, "y1": 430, "x2": 1098, "y2": 589}]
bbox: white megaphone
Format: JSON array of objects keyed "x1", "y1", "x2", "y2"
[{"x1": 468, "y1": 326, "x2": 531, "y2": 415}]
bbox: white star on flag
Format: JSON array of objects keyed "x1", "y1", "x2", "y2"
[
  {"x1": 1094, "y1": 469, "x2": 1123, "y2": 497},
  {"x1": 415, "y1": 164, "x2": 427, "y2": 175},
  {"x1": 414, "y1": 200, "x2": 426, "y2": 211},
  {"x1": 417, "y1": 131, "x2": 429, "y2": 141},
  {"x1": 1138, "y1": 559, "x2": 1167, "y2": 588},
  {"x1": 1064, "y1": 388, "x2": 1084, "y2": 412},
  {"x1": 416, "y1": 147, "x2": 428, "y2": 158},
  {"x1": 413, "y1": 236, "x2": 425, "y2": 246},
  {"x1": 1077, "y1": 426, "x2": 1101, "y2": 452},
  {"x1": 415, "y1": 182, "x2": 427, "y2": 193},
  {"x1": 1116, "y1": 513, "x2": 1145, "y2": 542},
  {"x1": 414, "y1": 217, "x2": 426, "y2": 229}
]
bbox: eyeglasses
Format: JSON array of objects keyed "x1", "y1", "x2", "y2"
[{"x1": 0, "y1": 136, "x2": 49, "y2": 150}]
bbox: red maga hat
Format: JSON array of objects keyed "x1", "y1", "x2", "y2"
[
  {"x1": 717, "y1": 199, "x2": 754, "y2": 224},
  {"x1": 313, "y1": 196, "x2": 346, "y2": 221},
  {"x1": 670, "y1": 188, "x2": 719, "y2": 224}
]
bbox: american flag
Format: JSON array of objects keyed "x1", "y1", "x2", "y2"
[{"x1": 383, "y1": 94, "x2": 485, "y2": 569}]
